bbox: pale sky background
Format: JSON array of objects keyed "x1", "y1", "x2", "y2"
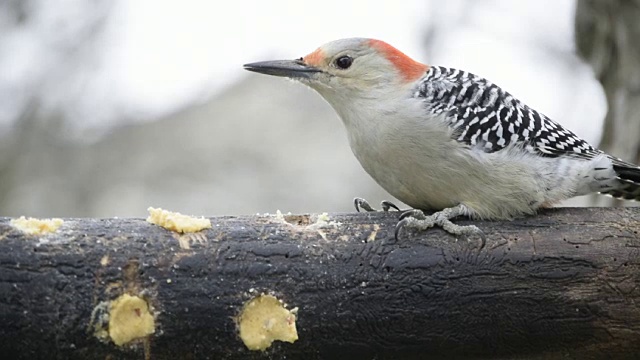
[
  {"x1": 100, "y1": 0, "x2": 428, "y2": 124},
  {"x1": 0, "y1": 0, "x2": 606, "y2": 144}
]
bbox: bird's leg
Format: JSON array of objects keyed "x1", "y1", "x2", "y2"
[
  {"x1": 354, "y1": 197, "x2": 401, "y2": 212},
  {"x1": 396, "y1": 204, "x2": 486, "y2": 248}
]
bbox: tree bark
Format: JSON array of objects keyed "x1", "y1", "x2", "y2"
[{"x1": 1, "y1": 208, "x2": 640, "y2": 359}]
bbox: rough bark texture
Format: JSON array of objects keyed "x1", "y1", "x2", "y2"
[{"x1": 1, "y1": 208, "x2": 640, "y2": 359}]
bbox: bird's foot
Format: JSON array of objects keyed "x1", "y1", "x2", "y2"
[
  {"x1": 354, "y1": 197, "x2": 401, "y2": 212},
  {"x1": 395, "y1": 204, "x2": 486, "y2": 248}
]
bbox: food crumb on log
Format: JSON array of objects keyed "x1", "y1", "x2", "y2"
[
  {"x1": 146, "y1": 207, "x2": 211, "y2": 233},
  {"x1": 269, "y1": 210, "x2": 341, "y2": 230},
  {"x1": 95, "y1": 294, "x2": 156, "y2": 346},
  {"x1": 237, "y1": 294, "x2": 299, "y2": 351},
  {"x1": 9, "y1": 216, "x2": 64, "y2": 235},
  {"x1": 308, "y1": 212, "x2": 340, "y2": 229}
]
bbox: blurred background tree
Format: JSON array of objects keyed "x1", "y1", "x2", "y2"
[
  {"x1": 576, "y1": 0, "x2": 640, "y2": 205},
  {"x1": 0, "y1": 0, "x2": 115, "y2": 215}
]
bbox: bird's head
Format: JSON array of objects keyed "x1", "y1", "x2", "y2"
[{"x1": 244, "y1": 38, "x2": 429, "y2": 102}]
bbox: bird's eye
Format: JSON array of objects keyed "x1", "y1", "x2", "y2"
[{"x1": 334, "y1": 55, "x2": 353, "y2": 69}]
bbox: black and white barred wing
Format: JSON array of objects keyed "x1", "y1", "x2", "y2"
[
  {"x1": 414, "y1": 66, "x2": 640, "y2": 200},
  {"x1": 414, "y1": 66, "x2": 600, "y2": 159}
]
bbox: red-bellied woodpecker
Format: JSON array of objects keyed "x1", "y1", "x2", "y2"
[{"x1": 244, "y1": 38, "x2": 640, "y2": 243}]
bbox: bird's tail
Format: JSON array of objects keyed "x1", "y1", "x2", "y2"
[{"x1": 603, "y1": 161, "x2": 640, "y2": 201}]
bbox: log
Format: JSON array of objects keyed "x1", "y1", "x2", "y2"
[{"x1": 1, "y1": 207, "x2": 640, "y2": 360}]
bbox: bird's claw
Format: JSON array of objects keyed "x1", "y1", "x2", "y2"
[
  {"x1": 394, "y1": 217, "x2": 411, "y2": 242},
  {"x1": 381, "y1": 200, "x2": 401, "y2": 212},
  {"x1": 399, "y1": 209, "x2": 426, "y2": 220},
  {"x1": 395, "y1": 206, "x2": 486, "y2": 249},
  {"x1": 354, "y1": 197, "x2": 376, "y2": 212},
  {"x1": 475, "y1": 228, "x2": 487, "y2": 249},
  {"x1": 354, "y1": 197, "x2": 401, "y2": 213},
  {"x1": 394, "y1": 211, "x2": 434, "y2": 241}
]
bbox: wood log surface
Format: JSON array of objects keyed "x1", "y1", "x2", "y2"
[{"x1": 0, "y1": 207, "x2": 639, "y2": 359}]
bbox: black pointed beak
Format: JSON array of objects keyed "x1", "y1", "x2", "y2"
[{"x1": 243, "y1": 59, "x2": 322, "y2": 79}]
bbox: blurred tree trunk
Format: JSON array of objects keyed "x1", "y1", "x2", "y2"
[
  {"x1": 575, "y1": 0, "x2": 640, "y2": 166},
  {"x1": 0, "y1": 1, "x2": 114, "y2": 215}
]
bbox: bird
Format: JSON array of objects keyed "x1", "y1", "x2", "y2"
[{"x1": 244, "y1": 38, "x2": 640, "y2": 244}]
